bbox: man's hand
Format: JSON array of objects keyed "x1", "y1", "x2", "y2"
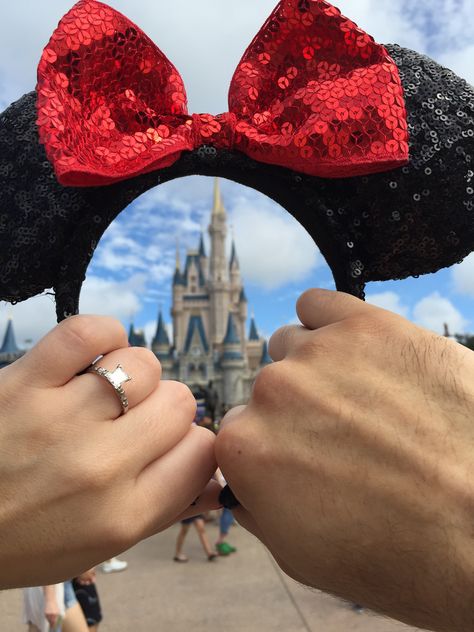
[
  {"x1": 216, "y1": 289, "x2": 474, "y2": 632},
  {"x1": 0, "y1": 315, "x2": 221, "y2": 589}
]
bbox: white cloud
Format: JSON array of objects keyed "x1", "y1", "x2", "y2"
[
  {"x1": 439, "y1": 44, "x2": 474, "y2": 84},
  {"x1": 413, "y1": 292, "x2": 468, "y2": 335},
  {"x1": 79, "y1": 274, "x2": 146, "y2": 320},
  {"x1": 366, "y1": 291, "x2": 409, "y2": 318},
  {"x1": 230, "y1": 193, "x2": 323, "y2": 290},
  {"x1": 452, "y1": 253, "x2": 474, "y2": 297}
]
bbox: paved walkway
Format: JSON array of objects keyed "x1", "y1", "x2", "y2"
[{"x1": 1, "y1": 516, "x2": 422, "y2": 631}]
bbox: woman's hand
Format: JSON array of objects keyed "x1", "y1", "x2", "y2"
[{"x1": 0, "y1": 315, "x2": 221, "y2": 589}]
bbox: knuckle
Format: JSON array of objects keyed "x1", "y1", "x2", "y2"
[
  {"x1": 167, "y1": 381, "x2": 197, "y2": 421},
  {"x1": 252, "y1": 361, "x2": 292, "y2": 406},
  {"x1": 75, "y1": 457, "x2": 119, "y2": 492},
  {"x1": 133, "y1": 347, "x2": 162, "y2": 381},
  {"x1": 347, "y1": 311, "x2": 397, "y2": 342},
  {"x1": 295, "y1": 332, "x2": 332, "y2": 360},
  {"x1": 215, "y1": 421, "x2": 250, "y2": 471}
]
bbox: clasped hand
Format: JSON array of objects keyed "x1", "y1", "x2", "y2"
[{"x1": 1, "y1": 289, "x2": 474, "y2": 632}]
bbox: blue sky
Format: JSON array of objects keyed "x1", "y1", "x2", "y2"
[{"x1": 0, "y1": 0, "x2": 473, "y2": 346}]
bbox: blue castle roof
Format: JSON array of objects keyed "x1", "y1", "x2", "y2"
[
  {"x1": 128, "y1": 323, "x2": 147, "y2": 348},
  {"x1": 173, "y1": 268, "x2": 185, "y2": 286},
  {"x1": 153, "y1": 311, "x2": 170, "y2": 347},
  {"x1": 183, "y1": 253, "x2": 206, "y2": 287},
  {"x1": 0, "y1": 319, "x2": 20, "y2": 354},
  {"x1": 239, "y1": 287, "x2": 247, "y2": 303},
  {"x1": 223, "y1": 313, "x2": 241, "y2": 345},
  {"x1": 184, "y1": 315, "x2": 209, "y2": 354},
  {"x1": 248, "y1": 317, "x2": 259, "y2": 341}
]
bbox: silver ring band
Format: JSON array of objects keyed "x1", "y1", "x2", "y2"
[{"x1": 87, "y1": 364, "x2": 132, "y2": 415}]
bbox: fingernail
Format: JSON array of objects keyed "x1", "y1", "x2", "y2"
[{"x1": 218, "y1": 485, "x2": 240, "y2": 509}]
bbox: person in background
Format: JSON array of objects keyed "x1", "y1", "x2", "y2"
[
  {"x1": 23, "y1": 581, "x2": 88, "y2": 632},
  {"x1": 72, "y1": 569, "x2": 103, "y2": 631},
  {"x1": 100, "y1": 558, "x2": 127, "y2": 574},
  {"x1": 174, "y1": 516, "x2": 218, "y2": 563},
  {"x1": 203, "y1": 381, "x2": 219, "y2": 427}
]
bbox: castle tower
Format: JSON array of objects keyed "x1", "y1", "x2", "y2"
[
  {"x1": 221, "y1": 313, "x2": 245, "y2": 406},
  {"x1": 157, "y1": 179, "x2": 263, "y2": 406},
  {"x1": 208, "y1": 178, "x2": 229, "y2": 345},
  {"x1": 199, "y1": 231, "x2": 208, "y2": 279},
  {"x1": 172, "y1": 240, "x2": 185, "y2": 351},
  {"x1": 152, "y1": 310, "x2": 171, "y2": 358},
  {"x1": 0, "y1": 317, "x2": 25, "y2": 368}
]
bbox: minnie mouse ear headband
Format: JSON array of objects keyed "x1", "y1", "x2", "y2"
[{"x1": 0, "y1": 0, "x2": 472, "y2": 321}]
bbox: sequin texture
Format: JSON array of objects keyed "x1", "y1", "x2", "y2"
[{"x1": 37, "y1": 0, "x2": 408, "y2": 186}]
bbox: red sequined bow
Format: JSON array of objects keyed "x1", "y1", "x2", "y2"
[{"x1": 37, "y1": 0, "x2": 409, "y2": 187}]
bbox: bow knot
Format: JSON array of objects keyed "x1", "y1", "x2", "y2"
[{"x1": 191, "y1": 113, "x2": 238, "y2": 152}]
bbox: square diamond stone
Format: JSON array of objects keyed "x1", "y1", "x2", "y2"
[{"x1": 109, "y1": 365, "x2": 131, "y2": 388}]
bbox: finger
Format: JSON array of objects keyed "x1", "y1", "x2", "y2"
[
  {"x1": 67, "y1": 346, "x2": 162, "y2": 419},
  {"x1": 135, "y1": 426, "x2": 218, "y2": 536},
  {"x1": 296, "y1": 288, "x2": 373, "y2": 331},
  {"x1": 268, "y1": 325, "x2": 313, "y2": 362},
  {"x1": 15, "y1": 315, "x2": 129, "y2": 387},
  {"x1": 117, "y1": 380, "x2": 197, "y2": 467},
  {"x1": 169, "y1": 480, "x2": 223, "y2": 524}
]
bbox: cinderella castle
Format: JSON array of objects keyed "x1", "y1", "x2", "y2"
[
  {"x1": 0, "y1": 180, "x2": 270, "y2": 406},
  {"x1": 126, "y1": 179, "x2": 270, "y2": 408}
]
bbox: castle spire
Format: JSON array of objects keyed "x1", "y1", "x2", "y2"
[
  {"x1": 248, "y1": 316, "x2": 259, "y2": 341},
  {"x1": 223, "y1": 313, "x2": 241, "y2": 346},
  {"x1": 212, "y1": 178, "x2": 226, "y2": 217},
  {"x1": 175, "y1": 238, "x2": 181, "y2": 270},
  {"x1": 199, "y1": 232, "x2": 206, "y2": 257},
  {"x1": 153, "y1": 310, "x2": 170, "y2": 347},
  {"x1": 229, "y1": 239, "x2": 239, "y2": 269},
  {"x1": 0, "y1": 317, "x2": 20, "y2": 354}
]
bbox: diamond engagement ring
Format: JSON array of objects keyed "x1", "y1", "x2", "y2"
[{"x1": 87, "y1": 364, "x2": 132, "y2": 414}]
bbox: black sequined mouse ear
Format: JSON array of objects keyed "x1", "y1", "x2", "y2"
[{"x1": 0, "y1": 46, "x2": 473, "y2": 321}]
